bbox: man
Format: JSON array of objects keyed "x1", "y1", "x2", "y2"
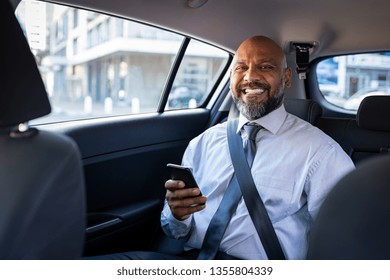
[{"x1": 161, "y1": 35, "x2": 355, "y2": 259}]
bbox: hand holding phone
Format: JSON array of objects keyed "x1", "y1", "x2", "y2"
[
  {"x1": 165, "y1": 163, "x2": 206, "y2": 220},
  {"x1": 166, "y1": 163, "x2": 202, "y2": 196}
]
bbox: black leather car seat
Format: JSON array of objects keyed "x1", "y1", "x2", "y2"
[
  {"x1": 307, "y1": 154, "x2": 390, "y2": 259},
  {"x1": 316, "y1": 95, "x2": 390, "y2": 164},
  {"x1": 0, "y1": 0, "x2": 86, "y2": 259},
  {"x1": 283, "y1": 98, "x2": 323, "y2": 124},
  {"x1": 356, "y1": 95, "x2": 390, "y2": 132}
]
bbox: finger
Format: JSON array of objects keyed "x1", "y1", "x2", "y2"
[
  {"x1": 171, "y1": 203, "x2": 206, "y2": 221},
  {"x1": 166, "y1": 187, "x2": 202, "y2": 201},
  {"x1": 169, "y1": 195, "x2": 207, "y2": 209},
  {"x1": 165, "y1": 179, "x2": 185, "y2": 191}
]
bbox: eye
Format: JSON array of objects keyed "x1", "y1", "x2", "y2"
[
  {"x1": 234, "y1": 65, "x2": 248, "y2": 72},
  {"x1": 258, "y1": 64, "x2": 275, "y2": 71}
]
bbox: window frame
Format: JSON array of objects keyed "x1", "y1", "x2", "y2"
[{"x1": 309, "y1": 51, "x2": 390, "y2": 117}]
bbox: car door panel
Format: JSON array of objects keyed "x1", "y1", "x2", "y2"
[{"x1": 40, "y1": 109, "x2": 210, "y2": 256}]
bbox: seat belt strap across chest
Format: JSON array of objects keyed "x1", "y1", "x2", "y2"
[{"x1": 227, "y1": 118, "x2": 286, "y2": 260}]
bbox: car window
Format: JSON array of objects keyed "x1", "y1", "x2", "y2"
[
  {"x1": 316, "y1": 52, "x2": 390, "y2": 111},
  {"x1": 166, "y1": 40, "x2": 229, "y2": 110},
  {"x1": 15, "y1": 0, "x2": 229, "y2": 124}
]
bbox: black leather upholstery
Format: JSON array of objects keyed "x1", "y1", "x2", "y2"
[
  {"x1": 0, "y1": 131, "x2": 86, "y2": 259},
  {"x1": 284, "y1": 98, "x2": 322, "y2": 124},
  {"x1": 316, "y1": 95, "x2": 390, "y2": 164},
  {"x1": 357, "y1": 95, "x2": 390, "y2": 131},
  {"x1": 0, "y1": 0, "x2": 86, "y2": 259},
  {"x1": 1, "y1": 0, "x2": 51, "y2": 128},
  {"x1": 307, "y1": 154, "x2": 390, "y2": 259}
]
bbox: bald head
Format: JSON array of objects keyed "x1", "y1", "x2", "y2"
[{"x1": 234, "y1": 36, "x2": 287, "y2": 69}]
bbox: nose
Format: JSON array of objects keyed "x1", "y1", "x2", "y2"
[{"x1": 244, "y1": 66, "x2": 260, "y2": 82}]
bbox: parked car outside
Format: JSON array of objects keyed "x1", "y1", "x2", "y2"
[
  {"x1": 344, "y1": 87, "x2": 390, "y2": 110},
  {"x1": 167, "y1": 85, "x2": 204, "y2": 109}
]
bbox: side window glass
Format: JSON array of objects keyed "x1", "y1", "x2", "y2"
[
  {"x1": 16, "y1": 0, "x2": 229, "y2": 124},
  {"x1": 166, "y1": 40, "x2": 230, "y2": 110},
  {"x1": 16, "y1": 0, "x2": 193, "y2": 124},
  {"x1": 317, "y1": 53, "x2": 390, "y2": 111}
]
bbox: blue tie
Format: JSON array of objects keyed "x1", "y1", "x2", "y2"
[
  {"x1": 197, "y1": 123, "x2": 260, "y2": 259},
  {"x1": 243, "y1": 123, "x2": 261, "y2": 168}
]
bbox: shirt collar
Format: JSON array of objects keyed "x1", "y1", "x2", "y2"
[{"x1": 237, "y1": 104, "x2": 287, "y2": 135}]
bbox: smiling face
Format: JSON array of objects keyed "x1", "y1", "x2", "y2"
[{"x1": 230, "y1": 36, "x2": 291, "y2": 120}]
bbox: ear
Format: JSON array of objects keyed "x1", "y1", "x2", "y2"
[{"x1": 284, "y1": 67, "x2": 292, "y2": 88}]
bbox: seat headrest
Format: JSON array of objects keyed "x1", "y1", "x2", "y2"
[
  {"x1": 357, "y1": 95, "x2": 390, "y2": 131},
  {"x1": 283, "y1": 98, "x2": 322, "y2": 124},
  {"x1": 1, "y1": 0, "x2": 51, "y2": 128}
]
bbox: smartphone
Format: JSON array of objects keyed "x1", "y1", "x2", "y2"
[{"x1": 166, "y1": 163, "x2": 202, "y2": 195}]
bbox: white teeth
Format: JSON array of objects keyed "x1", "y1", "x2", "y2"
[{"x1": 245, "y1": 88, "x2": 264, "y2": 94}]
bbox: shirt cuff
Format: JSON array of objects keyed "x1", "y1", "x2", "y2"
[{"x1": 161, "y1": 209, "x2": 193, "y2": 239}]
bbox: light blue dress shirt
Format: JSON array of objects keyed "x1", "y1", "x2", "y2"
[{"x1": 161, "y1": 104, "x2": 355, "y2": 259}]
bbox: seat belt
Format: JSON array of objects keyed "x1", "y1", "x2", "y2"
[{"x1": 227, "y1": 118, "x2": 286, "y2": 260}]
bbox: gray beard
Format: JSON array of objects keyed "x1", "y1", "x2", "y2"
[{"x1": 232, "y1": 86, "x2": 285, "y2": 120}]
